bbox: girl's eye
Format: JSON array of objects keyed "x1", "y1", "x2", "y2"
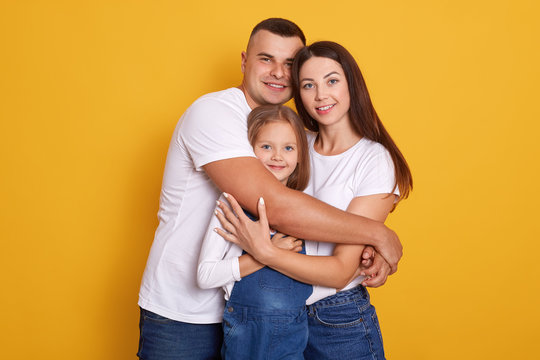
[
  {"x1": 302, "y1": 83, "x2": 313, "y2": 89},
  {"x1": 261, "y1": 144, "x2": 271, "y2": 150},
  {"x1": 285, "y1": 146, "x2": 294, "y2": 151}
]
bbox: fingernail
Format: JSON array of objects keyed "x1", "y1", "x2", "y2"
[
  {"x1": 213, "y1": 228, "x2": 218, "y2": 233},
  {"x1": 360, "y1": 272, "x2": 365, "y2": 276},
  {"x1": 223, "y1": 193, "x2": 229, "y2": 198},
  {"x1": 216, "y1": 200, "x2": 220, "y2": 206},
  {"x1": 259, "y1": 197, "x2": 264, "y2": 205},
  {"x1": 214, "y1": 210, "x2": 218, "y2": 215}
]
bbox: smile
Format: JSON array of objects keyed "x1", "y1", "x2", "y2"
[
  {"x1": 316, "y1": 104, "x2": 335, "y2": 111},
  {"x1": 264, "y1": 82, "x2": 286, "y2": 89}
]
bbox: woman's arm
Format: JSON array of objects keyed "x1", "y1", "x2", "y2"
[{"x1": 215, "y1": 193, "x2": 395, "y2": 289}]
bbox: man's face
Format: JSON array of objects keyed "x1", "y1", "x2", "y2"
[{"x1": 240, "y1": 30, "x2": 304, "y2": 108}]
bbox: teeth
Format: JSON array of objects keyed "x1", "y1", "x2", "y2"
[
  {"x1": 267, "y1": 83, "x2": 284, "y2": 88},
  {"x1": 317, "y1": 104, "x2": 334, "y2": 111}
]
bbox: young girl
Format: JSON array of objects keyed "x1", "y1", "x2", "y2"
[{"x1": 197, "y1": 104, "x2": 312, "y2": 360}]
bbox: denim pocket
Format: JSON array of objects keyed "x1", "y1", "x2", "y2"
[
  {"x1": 314, "y1": 301, "x2": 364, "y2": 328},
  {"x1": 222, "y1": 311, "x2": 241, "y2": 345}
]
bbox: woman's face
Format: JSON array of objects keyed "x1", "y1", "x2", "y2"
[{"x1": 298, "y1": 56, "x2": 351, "y2": 129}]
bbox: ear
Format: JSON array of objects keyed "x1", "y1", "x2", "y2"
[{"x1": 241, "y1": 51, "x2": 247, "y2": 73}]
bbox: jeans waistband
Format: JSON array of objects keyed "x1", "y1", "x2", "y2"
[{"x1": 308, "y1": 285, "x2": 369, "y2": 309}]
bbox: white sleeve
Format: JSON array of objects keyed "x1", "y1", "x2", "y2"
[
  {"x1": 179, "y1": 97, "x2": 255, "y2": 171},
  {"x1": 353, "y1": 148, "x2": 400, "y2": 197},
  {"x1": 197, "y1": 196, "x2": 243, "y2": 290}
]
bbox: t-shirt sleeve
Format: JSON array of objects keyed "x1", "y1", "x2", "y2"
[
  {"x1": 353, "y1": 147, "x2": 400, "y2": 197},
  {"x1": 179, "y1": 97, "x2": 255, "y2": 171}
]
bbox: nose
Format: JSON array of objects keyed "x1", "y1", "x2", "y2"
[
  {"x1": 270, "y1": 63, "x2": 285, "y2": 79},
  {"x1": 271, "y1": 149, "x2": 283, "y2": 161},
  {"x1": 315, "y1": 86, "x2": 327, "y2": 101}
]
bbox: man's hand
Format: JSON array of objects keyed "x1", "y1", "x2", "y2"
[{"x1": 373, "y1": 224, "x2": 402, "y2": 274}]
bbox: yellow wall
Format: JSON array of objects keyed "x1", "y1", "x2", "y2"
[{"x1": 1, "y1": 1, "x2": 539, "y2": 359}]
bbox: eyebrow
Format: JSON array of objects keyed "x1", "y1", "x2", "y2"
[
  {"x1": 301, "y1": 71, "x2": 341, "y2": 82},
  {"x1": 257, "y1": 52, "x2": 295, "y2": 62}
]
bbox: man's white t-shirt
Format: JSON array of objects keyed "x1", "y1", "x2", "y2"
[
  {"x1": 304, "y1": 133, "x2": 399, "y2": 305},
  {"x1": 138, "y1": 88, "x2": 254, "y2": 324}
]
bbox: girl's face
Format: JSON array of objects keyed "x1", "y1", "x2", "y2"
[
  {"x1": 299, "y1": 56, "x2": 351, "y2": 130},
  {"x1": 253, "y1": 121, "x2": 299, "y2": 185}
]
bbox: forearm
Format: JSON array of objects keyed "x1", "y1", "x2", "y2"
[
  {"x1": 260, "y1": 246, "x2": 361, "y2": 289},
  {"x1": 238, "y1": 253, "x2": 264, "y2": 277},
  {"x1": 205, "y1": 158, "x2": 384, "y2": 246}
]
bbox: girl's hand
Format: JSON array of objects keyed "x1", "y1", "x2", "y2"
[
  {"x1": 271, "y1": 233, "x2": 303, "y2": 253},
  {"x1": 360, "y1": 251, "x2": 391, "y2": 288},
  {"x1": 214, "y1": 193, "x2": 275, "y2": 263}
]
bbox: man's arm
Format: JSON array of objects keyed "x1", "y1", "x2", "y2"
[{"x1": 203, "y1": 157, "x2": 402, "y2": 273}]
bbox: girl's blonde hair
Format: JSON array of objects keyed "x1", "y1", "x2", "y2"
[{"x1": 247, "y1": 105, "x2": 310, "y2": 191}]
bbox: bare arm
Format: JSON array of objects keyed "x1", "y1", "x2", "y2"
[
  {"x1": 215, "y1": 193, "x2": 395, "y2": 288},
  {"x1": 203, "y1": 157, "x2": 402, "y2": 272}
]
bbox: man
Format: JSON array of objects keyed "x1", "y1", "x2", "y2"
[{"x1": 137, "y1": 18, "x2": 402, "y2": 360}]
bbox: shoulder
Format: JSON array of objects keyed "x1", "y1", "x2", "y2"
[
  {"x1": 180, "y1": 88, "x2": 251, "y2": 133},
  {"x1": 189, "y1": 88, "x2": 249, "y2": 116}
]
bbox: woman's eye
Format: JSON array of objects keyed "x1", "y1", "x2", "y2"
[
  {"x1": 329, "y1": 79, "x2": 338, "y2": 85},
  {"x1": 302, "y1": 83, "x2": 313, "y2": 89}
]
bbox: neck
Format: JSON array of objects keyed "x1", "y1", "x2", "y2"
[
  {"x1": 315, "y1": 119, "x2": 362, "y2": 156},
  {"x1": 238, "y1": 84, "x2": 257, "y2": 109}
]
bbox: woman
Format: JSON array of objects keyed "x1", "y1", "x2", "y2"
[{"x1": 215, "y1": 41, "x2": 412, "y2": 359}]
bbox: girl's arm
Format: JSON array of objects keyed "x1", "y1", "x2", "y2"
[
  {"x1": 197, "y1": 198, "x2": 263, "y2": 290},
  {"x1": 215, "y1": 193, "x2": 395, "y2": 289}
]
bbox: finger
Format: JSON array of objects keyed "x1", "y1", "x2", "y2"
[
  {"x1": 362, "y1": 265, "x2": 390, "y2": 288},
  {"x1": 214, "y1": 228, "x2": 239, "y2": 245},
  {"x1": 222, "y1": 193, "x2": 252, "y2": 223},
  {"x1": 361, "y1": 258, "x2": 373, "y2": 268},
  {"x1": 257, "y1": 197, "x2": 269, "y2": 229},
  {"x1": 214, "y1": 210, "x2": 238, "y2": 235},
  {"x1": 216, "y1": 199, "x2": 240, "y2": 228},
  {"x1": 273, "y1": 233, "x2": 297, "y2": 242},
  {"x1": 362, "y1": 246, "x2": 375, "y2": 259}
]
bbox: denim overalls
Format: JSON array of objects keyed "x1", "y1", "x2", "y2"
[{"x1": 221, "y1": 212, "x2": 313, "y2": 359}]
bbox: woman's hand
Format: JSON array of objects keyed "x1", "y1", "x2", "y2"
[
  {"x1": 360, "y1": 251, "x2": 391, "y2": 288},
  {"x1": 214, "y1": 193, "x2": 276, "y2": 263}
]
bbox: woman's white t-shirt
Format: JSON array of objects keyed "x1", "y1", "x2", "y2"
[{"x1": 304, "y1": 133, "x2": 399, "y2": 305}]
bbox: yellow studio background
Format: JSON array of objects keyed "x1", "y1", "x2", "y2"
[{"x1": 1, "y1": 0, "x2": 538, "y2": 359}]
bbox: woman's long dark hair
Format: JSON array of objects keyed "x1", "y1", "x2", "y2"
[{"x1": 292, "y1": 41, "x2": 412, "y2": 203}]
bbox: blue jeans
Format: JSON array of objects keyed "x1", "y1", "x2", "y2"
[
  {"x1": 304, "y1": 285, "x2": 385, "y2": 360},
  {"x1": 222, "y1": 304, "x2": 308, "y2": 359},
  {"x1": 137, "y1": 308, "x2": 222, "y2": 360}
]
